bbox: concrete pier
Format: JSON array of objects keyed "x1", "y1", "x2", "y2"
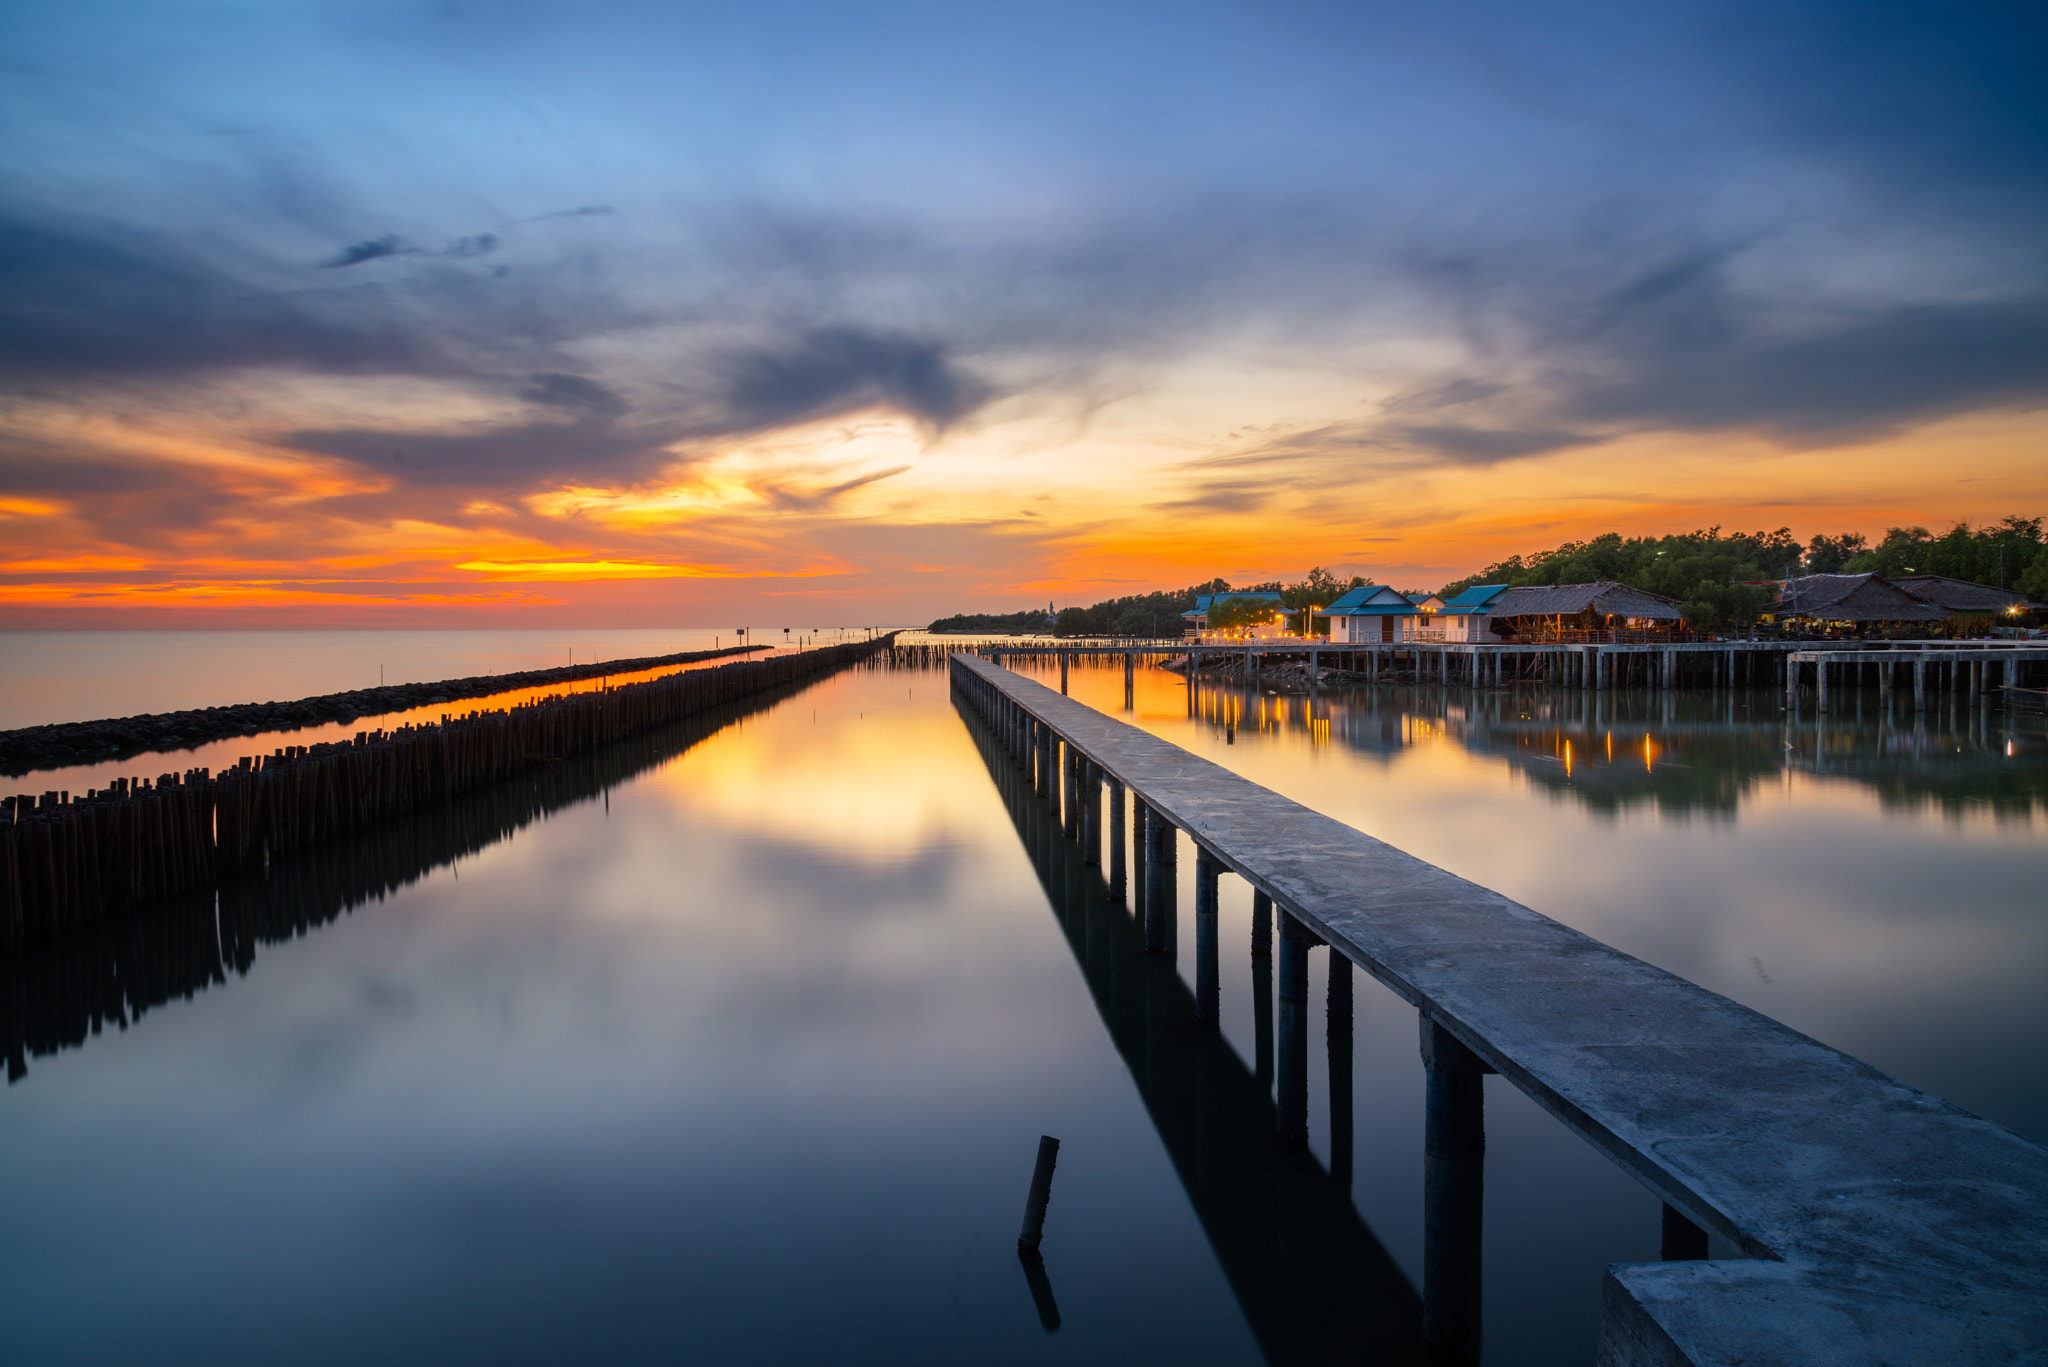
[
  {"x1": 985, "y1": 639, "x2": 2046, "y2": 715},
  {"x1": 951, "y1": 652, "x2": 2048, "y2": 1367}
]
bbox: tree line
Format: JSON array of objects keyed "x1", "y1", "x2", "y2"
[
  {"x1": 927, "y1": 568, "x2": 1370, "y2": 638},
  {"x1": 1438, "y1": 517, "x2": 2045, "y2": 626},
  {"x1": 927, "y1": 516, "x2": 2046, "y2": 636}
]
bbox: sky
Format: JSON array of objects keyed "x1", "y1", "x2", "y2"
[{"x1": 2, "y1": 0, "x2": 2045, "y2": 626}]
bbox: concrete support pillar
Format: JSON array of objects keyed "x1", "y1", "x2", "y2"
[
  {"x1": 1422, "y1": 1015, "x2": 1487, "y2": 1365},
  {"x1": 1661, "y1": 1203, "x2": 1709, "y2": 1261},
  {"x1": 1107, "y1": 779, "x2": 1127, "y2": 900},
  {"x1": 1124, "y1": 651, "x2": 1135, "y2": 710},
  {"x1": 1144, "y1": 807, "x2": 1171, "y2": 954},
  {"x1": 1194, "y1": 852, "x2": 1222, "y2": 1025},
  {"x1": 1915, "y1": 659, "x2": 1928, "y2": 712},
  {"x1": 1818, "y1": 657, "x2": 1830, "y2": 713},
  {"x1": 1081, "y1": 760, "x2": 1101, "y2": 866},
  {"x1": 1252, "y1": 890, "x2": 1274, "y2": 1096},
  {"x1": 1062, "y1": 744, "x2": 1078, "y2": 837},
  {"x1": 1132, "y1": 798, "x2": 1150, "y2": 924},
  {"x1": 1060, "y1": 651, "x2": 1069, "y2": 695},
  {"x1": 1051, "y1": 737, "x2": 1067, "y2": 827},
  {"x1": 1972, "y1": 658, "x2": 1984, "y2": 703},
  {"x1": 1329, "y1": 953, "x2": 1353, "y2": 1189},
  {"x1": 1277, "y1": 914, "x2": 1312, "y2": 1142}
]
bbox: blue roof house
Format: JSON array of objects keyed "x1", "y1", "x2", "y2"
[
  {"x1": 1421, "y1": 584, "x2": 1511, "y2": 642},
  {"x1": 1316, "y1": 584, "x2": 1425, "y2": 644}
]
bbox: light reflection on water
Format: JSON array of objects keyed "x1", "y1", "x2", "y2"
[{"x1": 0, "y1": 647, "x2": 2043, "y2": 1366}]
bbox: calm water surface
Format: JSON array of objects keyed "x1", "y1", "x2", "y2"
[{"x1": 1, "y1": 637, "x2": 2043, "y2": 1365}]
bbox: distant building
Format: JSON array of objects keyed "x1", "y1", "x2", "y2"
[
  {"x1": 1890, "y1": 575, "x2": 2040, "y2": 620},
  {"x1": 1182, "y1": 590, "x2": 1289, "y2": 641},
  {"x1": 1420, "y1": 584, "x2": 1513, "y2": 642},
  {"x1": 1487, "y1": 582, "x2": 1687, "y2": 642},
  {"x1": 1317, "y1": 584, "x2": 1425, "y2": 643},
  {"x1": 1751, "y1": 574, "x2": 1946, "y2": 631}
]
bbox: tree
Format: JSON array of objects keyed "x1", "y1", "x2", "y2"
[
  {"x1": 1437, "y1": 526, "x2": 1798, "y2": 627},
  {"x1": 1805, "y1": 533, "x2": 1867, "y2": 574},
  {"x1": 1207, "y1": 595, "x2": 1280, "y2": 630},
  {"x1": 1844, "y1": 526, "x2": 1933, "y2": 576},
  {"x1": 2019, "y1": 551, "x2": 2048, "y2": 602}
]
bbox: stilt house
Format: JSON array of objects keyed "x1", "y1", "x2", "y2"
[
  {"x1": 1318, "y1": 585, "x2": 1424, "y2": 643},
  {"x1": 1486, "y1": 582, "x2": 1687, "y2": 642},
  {"x1": 1754, "y1": 574, "x2": 1947, "y2": 633}
]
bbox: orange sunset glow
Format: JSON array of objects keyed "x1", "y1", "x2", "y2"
[
  {"x1": 5, "y1": 0, "x2": 2045, "y2": 626},
  {"x1": 5, "y1": 397, "x2": 2043, "y2": 626}
]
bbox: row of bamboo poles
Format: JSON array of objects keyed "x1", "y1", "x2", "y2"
[
  {"x1": 0, "y1": 637, "x2": 895, "y2": 955},
  {"x1": 2, "y1": 660, "x2": 848, "y2": 1084}
]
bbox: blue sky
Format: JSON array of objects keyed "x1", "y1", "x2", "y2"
[{"x1": 2, "y1": 0, "x2": 2044, "y2": 621}]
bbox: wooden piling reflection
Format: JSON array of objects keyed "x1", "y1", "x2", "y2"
[
  {"x1": 3, "y1": 667, "x2": 841, "y2": 1083},
  {"x1": 2, "y1": 639, "x2": 899, "y2": 956}
]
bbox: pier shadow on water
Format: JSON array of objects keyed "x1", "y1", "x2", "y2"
[
  {"x1": 0, "y1": 673, "x2": 826, "y2": 1084},
  {"x1": 961, "y1": 701, "x2": 1429, "y2": 1366}
]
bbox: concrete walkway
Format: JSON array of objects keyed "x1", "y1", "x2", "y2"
[{"x1": 952, "y1": 653, "x2": 2048, "y2": 1366}]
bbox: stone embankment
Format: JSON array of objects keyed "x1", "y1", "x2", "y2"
[{"x1": 0, "y1": 645, "x2": 766, "y2": 776}]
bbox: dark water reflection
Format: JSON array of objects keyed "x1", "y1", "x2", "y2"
[
  {"x1": 2, "y1": 653, "x2": 2042, "y2": 1367},
  {"x1": 965, "y1": 705, "x2": 1425, "y2": 1364}
]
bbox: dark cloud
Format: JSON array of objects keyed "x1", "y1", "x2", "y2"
[
  {"x1": 518, "y1": 206, "x2": 619, "y2": 224},
  {"x1": 519, "y1": 372, "x2": 628, "y2": 420},
  {"x1": 719, "y1": 328, "x2": 990, "y2": 433},
  {"x1": 0, "y1": 214, "x2": 470, "y2": 381},
  {"x1": 1558, "y1": 295, "x2": 2048, "y2": 438},
  {"x1": 1385, "y1": 424, "x2": 1603, "y2": 462},
  {"x1": 281, "y1": 420, "x2": 662, "y2": 487},
  {"x1": 281, "y1": 326, "x2": 990, "y2": 490},
  {"x1": 321, "y1": 234, "x2": 412, "y2": 268}
]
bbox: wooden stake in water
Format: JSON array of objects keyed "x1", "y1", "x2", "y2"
[{"x1": 1017, "y1": 1134, "x2": 1061, "y2": 1252}]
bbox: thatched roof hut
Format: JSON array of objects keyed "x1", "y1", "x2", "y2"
[
  {"x1": 1491, "y1": 582, "x2": 1685, "y2": 621},
  {"x1": 1766, "y1": 574, "x2": 1946, "y2": 623},
  {"x1": 1891, "y1": 575, "x2": 2040, "y2": 616},
  {"x1": 1489, "y1": 582, "x2": 1686, "y2": 641}
]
